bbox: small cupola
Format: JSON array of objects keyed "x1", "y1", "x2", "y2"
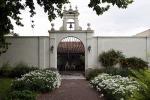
[{"x1": 60, "y1": 5, "x2": 82, "y2": 31}]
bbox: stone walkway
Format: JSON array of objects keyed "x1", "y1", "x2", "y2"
[
  {"x1": 37, "y1": 79, "x2": 104, "y2": 100},
  {"x1": 61, "y1": 75, "x2": 85, "y2": 79}
]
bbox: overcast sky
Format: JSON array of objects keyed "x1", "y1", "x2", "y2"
[{"x1": 13, "y1": 0, "x2": 150, "y2": 36}]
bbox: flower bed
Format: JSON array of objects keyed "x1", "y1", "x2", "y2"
[
  {"x1": 11, "y1": 69, "x2": 61, "y2": 93},
  {"x1": 90, "y1": 73, "x2": 140, "y2": 100}
]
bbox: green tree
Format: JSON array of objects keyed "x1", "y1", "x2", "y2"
[{"x1": 0, "y1": 0, "x2": 133, "y2": 55}]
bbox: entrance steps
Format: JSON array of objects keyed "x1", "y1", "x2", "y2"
[
  {"x1": 60, "y1": 71, "x2": 85, "y2": 79},
  {"x1": 61, "y1": 75, "x2": 85, "y2": 79}
]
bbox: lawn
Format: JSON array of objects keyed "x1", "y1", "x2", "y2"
[{"x1": 0, "y1": 78, "x2": 13, "y2": 99}]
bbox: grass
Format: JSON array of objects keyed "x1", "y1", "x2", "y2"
[{"x1": 0, "y1": 78, "x2": 13, "y2": 99}]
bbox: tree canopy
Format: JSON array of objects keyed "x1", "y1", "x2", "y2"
[{"x1": 0, "y1": 0, "x2": 133, "y2": 55}]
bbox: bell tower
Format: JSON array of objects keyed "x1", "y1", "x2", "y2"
[
  {"x1": 49, "y1": 5, "x2": 94, "y2": 71},
  {"x1": 60, "y1": 5, "x2": 82, "y2": 31}
]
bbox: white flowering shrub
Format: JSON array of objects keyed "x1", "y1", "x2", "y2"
[
  {"x1": 90, "y1": 73, "x2": 140, "y2": 100},
  {"x1": 11, "y1": 69, "x2": 61, "y2": 93}
]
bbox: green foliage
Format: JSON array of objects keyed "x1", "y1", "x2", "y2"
[
  {"x1": 0, "y1": 0, "x2": 68, "y2": 34},
  {"x1": 0, "y1": 41, "x2": 10, "y2": 56},
  {"x1": 11, "y1": 62, "x2": 38, "y2": 78},
  {"x1": 88, "y1": 0, "x2": 133, "y2": 15},
  {"x1": 102, "y1": 67, "x2": 131, "y2": 77},
  {"x1": 86, "y1": 69, "x2": 103, "y2": 80},
  {"x1": 6, "y1": 90, "x2": 36, "y2": 100},
  {"x1": 44, "y1": 68, "x2": 58, "y2": 71},
  {"x1": 99, "y1": 49, "x2": 125, "y2": 67},
  {"x1": 120, "y1": 57, "x2": 148, "y2": 69},
  {"x1": 11, "y1": 69, "x2": 61, "y2": 93},
  {"x1": 86, "y1": 67, "x2": 131, "y2": 80},
  {"x1": 128, "y1": 69, "x2": 150, "y2": 100},
  {"x1": 0, "y1": 0, "x2": 25, "y2": 55},
  {"x1": 0, "y1": 62, "x2": 13, "y2": 77},
  {"x1": 0, "y1": 78, "x2": 13, "y2": 100},
  {"x1": 99, "y1": 49, "x2": 148, "y2": 70},
  {"x1": 0, "y1": 62, "x2": 38, "y2": 78},
  {"x1": 0, "y1": 0, "x2": 68, "y2": 55},
  {"x1": 90, "y1": 73, "x2": 140, "y2": 100},
  {"x1": 0, "y1": 0, "x2": 133, "y2": 55}
]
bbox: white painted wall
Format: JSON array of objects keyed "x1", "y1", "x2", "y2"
[
  {"x1": 90, "y1": 37, "x2": 150, "y2": 68},
  {"x1": 147, "y1": 37, "x2": 150, "y2": 64},
  {"x1": 0, "y1": 37, "x2": 50, "y2": 68},
  {"x1": 49, "y1": 30, "x2": 94, "y2": 70},
  {"x1": 0, "y1": 36, "x2": 149, "y2": 70}
]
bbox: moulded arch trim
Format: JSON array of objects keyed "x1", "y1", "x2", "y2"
[{"x1": 56, "y1": 35, "x2": 86, "y2": 50}]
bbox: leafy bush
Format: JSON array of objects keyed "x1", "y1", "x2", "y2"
[
  {"x1": 11, "y1": 69, "x2": 61, "y2": 93},
  {"x1": 0, "y1": 78, "x2": 12, "y2": 100},
  {"x1": 86, "y1": 67, "x2": 131, "y2": 81},
  {"x1": 0, "y1": 62, "x2": 13, "y2": 77},
  {"x1": 128, "y1": 69, "x2": 150, "y2": 100},
  {"x1": 86, "y1": 69, "x2": 103, "y2": 80},
  {"x1": 44, "y1": 68, "x2": 58, "y2": 71},
  {"x1": 90, "y1": 73, "x2": 140, "y2": 100},
  {"x1": 102, "y1": 67, "x2": 131, "y2": 77},
  {"x1": 11, "y1": 62, "x2": 38, "y2": 78},
  {"x1": 0, "y1": 62, "x2": 38, "y2": 78},
  {"x1": 6, "y1": 90, "x2": 36, "y2": 100},
  {"x1": 99, "y1": 49, "x2": 125, "y2": 67},
  {"x1": 120, "y1": 57, "x2": 148, "y2": 69}
]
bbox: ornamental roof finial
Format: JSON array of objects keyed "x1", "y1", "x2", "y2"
[
  {"x1": 87, "y1": 23, "x2": 91, "y2": 30},
  {"x1": 75, "y1": 6, "x2": 78, "y2": 11},
  {"x1": 69, "y1": 4, "x2": 72, "y2": 10},
  {"x1": 51, "y1": 23, "x2": 55, "y2": 31},
  {"x1": 64, "y1": 6, "x2": 66, "y2": 10}
]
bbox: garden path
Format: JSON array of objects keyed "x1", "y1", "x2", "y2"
[{"x1": 37, "y1": 76, "x2": 105, "y2": 100}]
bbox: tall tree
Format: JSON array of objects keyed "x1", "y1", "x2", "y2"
[{"x1": 0, "y1": 0, "x2": 133, "y2": 55}]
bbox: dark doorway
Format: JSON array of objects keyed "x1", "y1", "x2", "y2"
[{"x1": 57, "y1": 37, "x2": 85, "y2": 72}]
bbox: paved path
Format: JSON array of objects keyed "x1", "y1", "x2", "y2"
[
  {"x1": 61, "y1": 75, "x2": 85, "y2": 79},
  {"x1": 37, "y1": 79, "x2": 104, "y2": 100}
]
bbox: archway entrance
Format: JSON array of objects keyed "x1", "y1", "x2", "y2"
[{"x1": 57, "y1": 37, "x2": 85, "y2": 73}]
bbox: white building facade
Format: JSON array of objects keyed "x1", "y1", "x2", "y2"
[{"x1": 0, "y1": 6, "x2": 150, "y2": 71}]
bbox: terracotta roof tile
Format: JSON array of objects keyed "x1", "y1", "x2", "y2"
[{"x1": 57, "y1": 42, "x2": 84, "y2": 53}]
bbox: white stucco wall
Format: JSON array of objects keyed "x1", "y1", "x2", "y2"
[
  {"x1": 0, "y1": 36, "x2": 149, "y2": 69},
  {"x1": 0, "y1": 37, "x2": 50, "y2": 68},
  {"x1": 90, "y1": 37, "x2": 150, "y2": 68},
  {"x1": 49, "y1": 30, "x2": 94, "y2": 70},
  {"x1": 147, "y1": 37, "x2": 150, "y2": 64}
]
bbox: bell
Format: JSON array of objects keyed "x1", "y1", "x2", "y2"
[{"x1": 69, "y1": 23, "x2": 73, "y2": 29}]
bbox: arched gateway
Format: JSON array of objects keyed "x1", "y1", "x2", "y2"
[
  {"x1": 57, "y1": 37, "x2": 85, "y2": 72},
  {"x1": 49, "y1": 6, "x2": 94, "y2": 73},
  {"x1": 0, "y1": 6, "x2": 149, "y2": 73}
]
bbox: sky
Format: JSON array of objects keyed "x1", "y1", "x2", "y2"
[{"x1": 13, "y1": 0, "x2": 150, "y2": 36}]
